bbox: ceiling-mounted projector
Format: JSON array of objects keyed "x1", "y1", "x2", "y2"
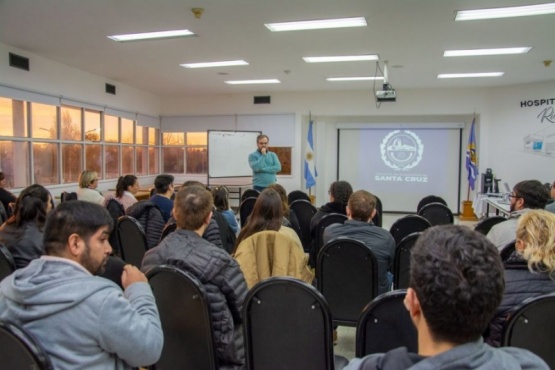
[{"x1": 375, "y1": 83, "x2": 396, "y2": 102}]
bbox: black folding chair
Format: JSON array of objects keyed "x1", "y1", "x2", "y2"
[
  {"x1": 0, "y1": 243, "x2": 15, "y2": 282},
  {"x1": 0, "y1": 319, "x2": 54, "y2": 370},
  {"x1": 393, "y1": 232, "x2": 422, "y2": 289},
  {"x1": 147, "y1": 265, "x2": 218, "y2": 370},
  {"x1": 317, "y1": 237, "x2": 378, "y2": 327},
  {"x1": 105, "y1": 199, "x2": 125, "y2": 257},
  {"x1": 160, "y1": 222, "x2": 177, "y2": 242},
  {"x1": 289, "y1": 199, "x2": 317, "y2": 252},
  {"x1": 356, "y1": 290, "x2": 417, "y2": 357},
  {"x1": 313, "y1": 213, "x2": 348, "y2": 260},
  {"x1": 287, "y1": 190, "x2": 311, "y2": 204},
  {"x1": 502, "y1": 292, "x2": 555, "y2": 369},
  {"x1": 240, "y1": 189, "x2": 260, "y2": 203},
  {"x1": 116, "y1": 216, "x2": 148, "y2": 267},
  {"x1": 243, "y1": 277, "x2": 347, "y2": 370},
  {"x1": 417, "y1": 202, "x2": 454, "y2": 226},
  {"x1": 500, "y1": 240, "x2": 516, "y2": 262},
  {"x1": 60, "y1": 191, "x2": 77, "y2": 202},
  {"x1": 474, "y1": 216, "x2": 507, "y2": 235},
  {"x1": 0, "y1": 202, "x2": 8, "y2": 224},
  {"x1": 416, "y1": 195, "x2": 447, "y2": 213},
  {"x1": 371, "y1": 195, "x2": 383, "y2": 227},
  {"x1": 239, "y1": 197, "x2": 257, "y2": 228},
  {"x1": 389, "y1": 215, "x2": 431, "y2": 246}
]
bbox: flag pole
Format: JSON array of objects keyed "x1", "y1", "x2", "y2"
[{"x1": 308, "y1": 111, "x2": 312, "y2": 198}]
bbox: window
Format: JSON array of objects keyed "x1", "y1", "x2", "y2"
[
  {"x1": 162, "y1": 132, "x2": 185, "y2": 173},
  {"x1": 0, "y1": 95, "x2": 161, "y2": 188},
  {"x1": 61, "y1": 106, "x2": 82, "y2": 141},
  {"x1": 186, "y1": 132, "x2": 207, "y2": 174}
]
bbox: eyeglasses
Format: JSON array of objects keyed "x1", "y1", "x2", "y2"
[{"x1": 508, "y1": 193, "x2": 521, "y2": 199}]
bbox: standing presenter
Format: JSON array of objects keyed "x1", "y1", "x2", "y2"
[{"x1": 249, "y1": 134, "x2": 281, "y2": 192}]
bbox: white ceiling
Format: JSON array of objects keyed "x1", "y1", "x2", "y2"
[{"x1": 0, "y1": 0, "x2": 553, "y2": 97}]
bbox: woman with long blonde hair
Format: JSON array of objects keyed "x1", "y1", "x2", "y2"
[{"x1": 486, "y1": 209, "x2": 555, "y2": 347}]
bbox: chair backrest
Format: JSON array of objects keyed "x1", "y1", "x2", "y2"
[
  {"x1": 500, "y1": 240, "x2": 516, "y2": 262},
  {"x1": 105, "y1": 199, "x2": 125, "y2": 257},
  {"x1": 160, "y1": 222, "x2": 177, "y2": 242},
  {"x1": 417, "y1": 202, "x2": 454, "y2": 226},
  {"x1": 356, "y1": 290, "x2": 417, "y2": 357},
  {"x1": 0, "y1": 319, "x2": 54, "y2": 370},
  {"x1": 393, "y1": 232, "x2": 422, "y2": 289},
  {"x1": 313, "y1": 213, "x2": 348, "y2": 258},
  {"x1": 474, "y1": 216, "x2": 507, "y2": 235},
  {"x1": 243, "y1": 277, "x2": 335, "y2": 370},
  {"x1": 416, "y1": 195, "x2": 447, "y2": 213},
  {"x1": 116, "y1": 216, "x2": 148, "y2": 267},
  {"x1": 239, "y1": 197, "x2": 258, "y2": 228},
  {"x1": 60, "y1": 191, "x2": 77, "y2": 202},
  {"x1": 0, "y1": 243, "x2": 15, "y2": 282},
  {"x1": 317, "y1": 237, "x2": 378, "y2": 326},
  {"x1": 241, "y1": 189, "x2": 260, "y2": 203},
  {"x1": 289, "y1": 199, "x2": 317, "y2": 251},
  {"x1": 147, "y1": 265, "x2": 218, "y2": 370},
  {"x1": 389, "y1": 215, "x2": 432, "y2": 246},
  {"x1": 0, "y1": 202, "x2": 8, "y2": 224},
  {"x1": 287, "y1": 190, "x2": 311, "y2": 204},
  {"x1": 371, "y1": 195, "x2": 383, "y2": 227},
  {"x1": 501, "y1": 292, "x2": 555, "y2": 368}
]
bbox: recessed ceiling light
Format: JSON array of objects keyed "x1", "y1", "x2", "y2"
[
  {"x1": 107, "y1": 29, "x2": 195, "y2": 42},
  {"x1": 180, "y1": 60, "x2": 249, "y2": 68},
  {"x1": 326, "y1": 77, "x2": 384, "y2": 81},
  {"x1": 437, "y1": 72, "x2": 504, "y2": 79},
  {"x1": 224, "y1": 79, "x2": 281, "y2": 85},
  {"x1": 265, "y1": 17, "x2": 367, "y2": 32},
  {"x1": 444, "y1": 47, "x2": 532, "y2": 57},
  {"x1": 303, "y1": 55, "x2": 379, "y2": 63},
  {"x1": 455, "y1": 3, "x2": 555, "y2": 21}
]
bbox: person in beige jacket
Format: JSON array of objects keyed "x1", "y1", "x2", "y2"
[{"x1": 234, "y1": 188, "x2": 313, "y2": 288}]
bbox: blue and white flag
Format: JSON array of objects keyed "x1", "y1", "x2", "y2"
[
  {"x1": 465, "y1": 118, "x2": 478, "y2": 191},
  {"x1": 304, "y1": 120, "x2": 317, "y2": 189}
]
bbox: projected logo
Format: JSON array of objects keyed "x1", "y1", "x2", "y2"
[{"x1": 380, "y1": 130, "x2": 424, "y2": 170}]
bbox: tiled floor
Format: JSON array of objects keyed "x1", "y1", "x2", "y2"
[{"x1": 333, "y1": 213, "x2": 479, "y2": 361}]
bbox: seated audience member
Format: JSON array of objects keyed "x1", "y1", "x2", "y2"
[
  {"x1": 0, "y1": 184, "x2": 52, "y2": 269},
  {"x1": 266, "y1": 183, "x2": 302, "y2": 234},
  {"x1": 109, "y1": 174, "x2": 139, "y2": 211},
  {"x1": 235, "y1": 188, "x2": 303, "y2": 252},
  {"x1": 0, "y1": 201, "x2": 163, "y2": 369},
  {"x1": 486, "y1": 209, "x2": 555, "y2": 347},
  {"x1": 309, "y1": 180, "x2": 353, "y2": 236},
  {"x1": 76, "y1": 169, "x2": 105, "y2": 205},
  {"x1": 0, "y1": 171, "x2": 16, "y2": 217},
  {"x1": 149, "y1": 174, "x2": 175, "y2": 222},
  {"x1": 487, "y1": 180, "x2": 550, "y2": 250},
  {"x1": 213, "y1": 186, "x2": 240, "y2": 234},
  {"x1": 142, "y1": 186, "x2": 247, "y2": 368},
  {"x1": 546, "y1": 180, "x2": 555, "y2": 214},
  {"x1": 344, "y1": 225, "x2": 548, "y2": 370},
  {"x1": 323, "y1": 190, "x2": 396, "y2": 295}
]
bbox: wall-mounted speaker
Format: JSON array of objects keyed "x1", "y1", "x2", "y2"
[
  {"x1": 105, "y1": 83, "x2": 116, "y2": 95},
  {"x1": 9, "y1": 53, "x2": 30, "y2": 71},
  {"x1": 254, "y1": 96, "x2": 271, "y2": 104}
]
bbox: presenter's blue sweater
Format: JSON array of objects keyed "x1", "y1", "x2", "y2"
[{"x1": 248, "y1": 150, "x2": 281, "y2": 188}]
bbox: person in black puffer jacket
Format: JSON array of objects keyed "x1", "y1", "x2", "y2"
[
  {"x1": 486, "y1": 209, "x2": 555, "y2": 347},
  {"x1": 142, "y1": 186, "x2": 247, "y2": 369}
]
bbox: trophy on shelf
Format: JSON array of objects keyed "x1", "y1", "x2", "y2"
[{"x1": 481, "y1": 168, "x2": 494, "y2": 194}]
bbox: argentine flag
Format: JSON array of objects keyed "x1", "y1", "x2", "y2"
[{"x1": 305, "y1": 120, "x2": 317, "y2": 188}]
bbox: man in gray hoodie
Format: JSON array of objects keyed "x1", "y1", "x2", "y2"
[
  {"x1": 0, "y1": 201, "x2": 163, "y2": 369},
  {"x1": 344, "y1": 225, "x2": 548, "y2": 370}
]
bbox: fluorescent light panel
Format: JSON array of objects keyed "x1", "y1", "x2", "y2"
[
  {"x1": 327, "y1": 77, "x2": 384, "y2": 81},
  {"x1": 225, "y1": 79, "x2": 280, "y2": 85},
  {"x1": 181, "y1": 60, "x2": 249, "y2": 68},
  {"x1": 456, "y1": 3, "x2": 555, "y2": 20},
  {"x1": 438, "y1": 72, "x2": 504, "y2": 79},
  {"x1": 304, "y1": 55, "x2": 378, "y2": 63},
  {"x1": 444, "y1": 47, "x2": 531, "y2": 57},
  {"x1": 108, "y1": 29, "x2": 195, "y2": 42},
  {"x1": 265, "y1": 17, "x2": 367, "y2": 32}
]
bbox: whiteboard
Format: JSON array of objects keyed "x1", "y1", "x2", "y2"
[{"x1": 208, "y1": 130, "x2": 262, "y2": 178}]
